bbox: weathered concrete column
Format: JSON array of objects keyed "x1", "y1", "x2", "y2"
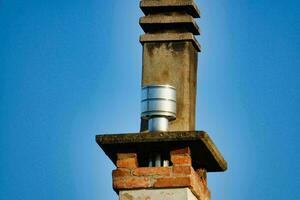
[{"x1": 139, "y1": 0, "x2": 201, "y2": 132}]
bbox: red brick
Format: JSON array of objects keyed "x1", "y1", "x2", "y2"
[
  {"x1": 112, "y1": 168, "x2": 131, "y2": 178},
  {"x1": 133, "y1": 167, "x2": 172, "y2": 176},
  {"x1": 171, "y1": 155, "x2": 192, "y2": 165},
  {"x1": 191, "y1": 173, "x2": 201, "y2": 189},
  {"x1": 113, "y1": 176, "x2": 150, "y2": 190},
  {"x1": 173, "y1": 166, "x2": 192, "y2": 175},
  {"x1": 113, "y1": 177, "x2": 125, "y2": 189},
  {"x1": 191, "y1": 185, "x2": 201, "y2": 200},
  {"x1": 117, "y1": 153, "x2": 137, "y2": 160},
  {"x1": 116, "y1": 157, "x2": 138, "y2": 169},
  {"x1": 192, "y1": 169, "x2": 201, "y2": 184},
  {"x1": 206, "y1": 189, "x2": 211, "y2": 200},
  {"x1": 191, "y1": 182, "x2": 210, "y2": 200},
  {"x1": 154, "y1": 177, "x2": 191, "y2": 188},
  {"x1": 124, "y1": 177, "x2": 150, "y2": 189},
  {"x1": 196, "y1": 168, "x2": 207, "y2": 180},
  {"x1": 170, "y1": 147, "x2": 191, "y2": 155},
  {"x1": 190, "y1": 169, "x2": 211, "y2": 200},
  {"x1": 202, "y1": 179, "x2": 207, "y2": 186}
]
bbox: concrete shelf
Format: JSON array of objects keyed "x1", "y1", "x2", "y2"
[
  {"x1": 96, "y1": 131, "x2": 227, "y2": 172},
  {"x1": 140, "y1": 0, "x2": 201, "y2": 18}
]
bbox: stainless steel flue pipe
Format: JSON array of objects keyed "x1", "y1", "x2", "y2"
[
  {"x1": 141, "y1": 85, "x2": 177, "y2": 132},
  {"x1": 141, "y1": 85, "x2": 177, "y2": 167}
]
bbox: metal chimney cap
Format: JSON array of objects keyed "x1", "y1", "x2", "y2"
[{"x1": 141, "y1": 85, "x2": 177, "y2": 121}]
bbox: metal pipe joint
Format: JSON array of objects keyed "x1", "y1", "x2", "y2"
[{"x1": 141, "y1": 85, "x2": 177, "y2": 132}]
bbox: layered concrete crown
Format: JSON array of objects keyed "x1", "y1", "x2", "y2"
[{"x1": 139, "y1": 0, "x2": 201, "y2": 51}]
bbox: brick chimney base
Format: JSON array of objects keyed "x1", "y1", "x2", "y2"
[{"x1": 112, "y1": 147, "x2": 210, "y2": 200}]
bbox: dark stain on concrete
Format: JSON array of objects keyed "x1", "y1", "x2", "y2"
[
  {"x1": 146, "y1": 42, "x2": 164, "y2": 57},
  {"x1": 162, "y1": 69, "x2": 169, "y2": 78},
  {"x1": 170, "y1": 42, "x2": 186, "y2": 52},
  {"x1": 123, "y1": 192, "x2": 134, "y2": 200}
]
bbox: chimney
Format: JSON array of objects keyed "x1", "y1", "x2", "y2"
[
  {"x1": 139, "y1": 0, "x2": 200, "y2": 132},
  {"x1": 96, "y1": 1, "x2": 227, "y2": 200}
]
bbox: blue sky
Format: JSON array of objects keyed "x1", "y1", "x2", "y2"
[{"x1": 0, "y1": 0, "x2": 299, "y2": 199}]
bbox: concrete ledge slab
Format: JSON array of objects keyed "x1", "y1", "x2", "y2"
[
  {"x1": 140, "y1": 32, "x2": 201, "y2": 52},
  {"x1": 140, "y1": 0, "x2": 201, "y2": 18},
  {"x1": 140, "y1": 15, "x2": 200, "y2": 35},
  {"x1": 96, "y1": 131, "x2": 227, "y2": 172}
]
